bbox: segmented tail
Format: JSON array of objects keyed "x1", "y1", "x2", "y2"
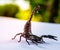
[
  {"x1": 41, "y1": 35, "x2": 57, "y2": 41},
  {"x1": 28, "y1": 5, "x2": 40, "y2": 22}
]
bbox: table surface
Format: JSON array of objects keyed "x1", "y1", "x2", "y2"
[{"x1": 0, "y1": 17, "x2": 60, "y2": 50}]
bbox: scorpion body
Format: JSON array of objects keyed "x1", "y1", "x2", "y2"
[{"x1": 12, "y1": 5, "x2": 57, "y2": 45}]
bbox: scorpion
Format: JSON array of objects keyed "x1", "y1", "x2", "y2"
[{"x1": 12, "y1": 5, "x2": 57, "y2": 45}]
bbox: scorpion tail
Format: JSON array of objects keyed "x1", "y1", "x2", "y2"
[{"x1": 41, "y1": 35, "x2": 58, "y2": 41}]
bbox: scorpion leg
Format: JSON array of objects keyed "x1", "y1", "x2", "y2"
[
  {"x1": 12, "y1": 33, "x2": 22, "y2": 40},
  {"x1": 26, "y1": 39, "x2": 30, "y2": 45},
  {"x1": 38, "y1": 39, "x2": 45, "y2": 43},
  {"x1": 38, "y1": 38, "x2": 45, "y2": 43},
  {"x1": 31, "y1": 39, "x2": 38, "y2": 45},
  {"x1": 18, "y1": 34, "x2": 23, "y2": 43}
]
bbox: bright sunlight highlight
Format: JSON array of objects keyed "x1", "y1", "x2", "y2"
[{"x1": 0, "y1": 0, "x2": 29, "y2": 10}]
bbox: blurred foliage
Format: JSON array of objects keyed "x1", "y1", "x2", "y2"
[
  {"x1": 16, "y1": 9, "x2": 31, "y2": 20},
  {"x1": 0, "y1": 4, "x2": 19, "y2": 17},
  {"x1": 26, "y1": 0, "x2": 60, "y2": 23},
  {"x1": 0, "y1": 0, "x2": 60, "y2": 23}
]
